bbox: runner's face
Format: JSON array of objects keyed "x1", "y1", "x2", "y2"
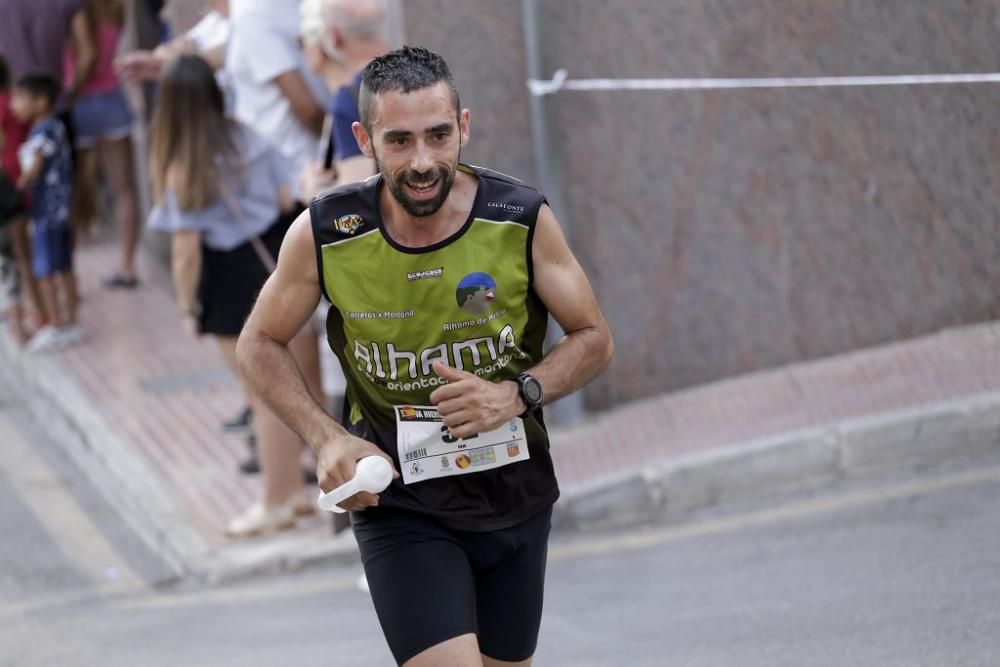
[{"x1": 366, "y1": 83, "x2": 469, "y2": 217}]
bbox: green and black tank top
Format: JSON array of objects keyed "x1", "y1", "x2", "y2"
[{"x1": 309, "y1": 164, "x2": 559, "y2": 531}]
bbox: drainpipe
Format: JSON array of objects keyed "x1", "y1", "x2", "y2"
[{"x1": 521, "y1": 0, "x2": 585, "y2": 426}]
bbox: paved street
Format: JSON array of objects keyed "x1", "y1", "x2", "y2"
[{"x1": 2, "y1": 387, "x2": 998, "y2": 667}]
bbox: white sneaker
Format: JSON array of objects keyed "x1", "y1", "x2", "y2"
[
  {"x1": 225, "y1": 501, "x2": 298, "y2": 539},
  {"x1": 224, "y1": 488, "x2": 318, "y2": 539},
  {"x1": 27, "y1": 326, "x2": 61, "y2": 353},
  {"x1": 55, "y1": 324, "x2": 84, "y2": 348}
]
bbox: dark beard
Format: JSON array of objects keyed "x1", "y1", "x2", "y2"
[{"x1": 376, "y1": 153, "x2": 459, "y2": 217}]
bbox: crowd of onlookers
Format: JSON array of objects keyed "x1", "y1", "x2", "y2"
[{"x1": 0, "y1": 0, "x2": 389, "y2": 549}]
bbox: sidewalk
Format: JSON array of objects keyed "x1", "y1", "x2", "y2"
[{"x1": 2, "y1": 237, "x2": 999, "y2": 583}]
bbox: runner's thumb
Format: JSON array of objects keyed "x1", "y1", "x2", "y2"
[{"x1": 432, "y1": 362, "x2": 473, "y2": 382}]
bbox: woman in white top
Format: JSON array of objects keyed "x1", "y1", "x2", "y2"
[{"x1": 147, "y1": 54, "x2": 324, "y2": 538}]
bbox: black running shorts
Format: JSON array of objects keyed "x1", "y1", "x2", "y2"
[{"x1": 352, "y1": 505, "x2": 553, "y2": 665}]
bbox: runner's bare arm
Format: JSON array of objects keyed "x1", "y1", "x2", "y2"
[
  {"x1": 236, "y1": 210, "x2": 397, "y2": 503},
  {"x1": 236, "y1": 210, "x2": 338, "y2": 447},
  {"x1": 525, "y1": 203, "x2": 615, "y2": 400},
  {"x1": 430, "y1": 204, "x2": 613, "y2": 438}
]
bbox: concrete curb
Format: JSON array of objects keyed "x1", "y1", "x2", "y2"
[
  {"x1": 185, "y1": 522, "x2": 363, "y2": 586},
  {"x1": 4, "y1": 324, "x2": 1000, "y2": 584},
  {"x1": 552, "y1": 392, "x2": 1000, "y2": 532},
  {"x1": 0, "y1": 333, "x2": 207, "y2": 582}
]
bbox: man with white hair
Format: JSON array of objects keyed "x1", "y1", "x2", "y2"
[
  {"x1": 299, "y1": 0, "x2": 389, "y2": 197},
  {"x1": 227, "y1": 0, "x2": 329, "y2": 193}
]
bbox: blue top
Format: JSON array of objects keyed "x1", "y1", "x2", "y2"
[
  {"x1": 147, "y1": 123, "x2": 293, "y2": 251},
  {"x1": 330, "y1": 71, "x2": 363, "y2": 162},
  {"x1": 18, "y1": 116, "x2": 72, "y2": 230}
]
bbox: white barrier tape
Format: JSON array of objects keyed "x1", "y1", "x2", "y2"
[{"x1": 528, "y1": 68, "x2": 1000, "y2": 96}]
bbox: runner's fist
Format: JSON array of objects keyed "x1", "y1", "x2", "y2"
[
  {"x1": 429, "y1": 362, "x2": 525, "y2": 439},
  {"x1": 316, "y1": 434, "x2": 398, "y2": 512}
]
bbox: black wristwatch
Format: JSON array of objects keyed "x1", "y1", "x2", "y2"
[{"x1": 513, "y1": 373, "x2": 543, "y2": 416}]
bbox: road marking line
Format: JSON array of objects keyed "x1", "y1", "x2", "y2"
[
  {"x1": 0, "y1": 412, "x2": 142, "y2": 590},
  {"x1": 549, "y1": 465, "x2": 1000, "y2": 561}
]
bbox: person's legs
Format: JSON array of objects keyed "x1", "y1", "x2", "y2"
[
  {"x1": 58, "y1": 269, "x2": 79, "y2": 325},
  {"x1": 97, "y1": 135, "x2": 140, "y2": 283},
  {"x1": 31, "y1": 225, "x2": 64, "y2": 328},
  {"x1": 216, "y1": 334, "x2": 307, "y2": 511},
  {"x1": 473, "y1": 508, "x2": 552, "y2": 666},
  {"x1": 0, "y1": 230, "x2": 25, "y2": 344},
  {"x1": 71, "y1": 146, "x2": 99, "y2": 241},
  {"x1": 404, "y1": 635, "x2": 482, "y2": 667},
  {"x1": 481, "y1": 655, "x2": 532, "y2": 667},
  {"x1": 35, "y1": 277, "x2": 61, "y2": 327},
  {"x1": 9, "y1": 216, "x2": 43, "y2": 325},
  {"x1": 51, "y1": 226, "x2": 77, "y2": 326},
  {"x1": 353, "y1": 508, "x2": 481, "y2": 666}
]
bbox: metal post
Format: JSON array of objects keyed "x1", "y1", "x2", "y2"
[{"x1": 520, "y1": 0, "x2": 585, "y2": 425}]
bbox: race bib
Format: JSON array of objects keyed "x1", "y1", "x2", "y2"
[{"x1": 395, "y1": 405, "x2": 529, "y2": 485}]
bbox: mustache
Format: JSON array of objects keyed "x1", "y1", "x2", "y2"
[{"x1": 399, "y1": 169, "x2": 444, "y2": 186}]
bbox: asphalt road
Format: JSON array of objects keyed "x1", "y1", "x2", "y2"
[{"x1": 2, "y1": 394, "x2": 999, "y2": 667}]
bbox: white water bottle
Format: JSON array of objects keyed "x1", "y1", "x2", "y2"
[{"x1": 316, "y1": 456, "x2": 394, "y2": 514}]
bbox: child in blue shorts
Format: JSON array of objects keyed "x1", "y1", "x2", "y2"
[{"x1": 12, "y1": 74, "x2": 81, "y2": 351}]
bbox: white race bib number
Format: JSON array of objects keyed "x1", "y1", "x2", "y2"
[{"x1": 395, "y1": 405, "x2": 529, "y2": 485}]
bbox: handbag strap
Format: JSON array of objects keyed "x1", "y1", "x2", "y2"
[{"x1": 218, "y1": 179, "x2": 277, "y2": 274}]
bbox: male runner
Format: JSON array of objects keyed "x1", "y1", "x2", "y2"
[{"x1": 237, "y1": 45, "x2": 614, "y2": 667}]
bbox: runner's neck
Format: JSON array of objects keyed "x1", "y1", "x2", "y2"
[{"x1": 379, "y1": 168, "x2": 479, "y2": 249}]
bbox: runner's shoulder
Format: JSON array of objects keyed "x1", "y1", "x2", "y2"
[
  {"x1": 465, "y1": 164, "x2": 547, "y2": 225},
  {"x1": 309, "y1": 175, "x2": 381, "y2": 243},
  {"x1": 467, "y1": 164, "x2": 543, "y2": 198}
]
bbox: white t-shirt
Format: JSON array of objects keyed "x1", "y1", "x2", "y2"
[
  {"x1": 186, "y1": 10, "x2": 230, "y2": 51},
  {"x1": 226, "y1": 0, "x2": 328, "y2": 189}
]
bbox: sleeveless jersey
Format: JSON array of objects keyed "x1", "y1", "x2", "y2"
[{"x1": 309, "y1": 164, "x2": 559, "y2": 531}]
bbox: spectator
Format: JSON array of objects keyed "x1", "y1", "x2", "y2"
[
  {"x1": 226, "y1": 0, "x2": 329, "y2": 195},
  {"x1": 147, "y1": 54, "x2": 323, "y2": 537},
  {"x1": 226, "y1": 0, "x2": 328, "y2": 484},
  {"x1": 116, "y1": 0, "x2": 231, "y2": 84},
  {"x1": 0, "y1": 0, "x2": 95, "y2": 333},
  {"x1": 298, "y1": 0, "x2": 386, "y2": 201},
  {"x1": 12, "y1": 74, "x2": 82, "y2": 352},
  {"x1": 0, "y1": 55, "x2": 32, "y2": 345},
  {"x1": 65, "y1": 0, "x2": 142, "y2": 288}
]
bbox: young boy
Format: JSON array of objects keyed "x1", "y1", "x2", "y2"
[{"x1": 11, "y1": 73, "x2": 81, "y2": 351}]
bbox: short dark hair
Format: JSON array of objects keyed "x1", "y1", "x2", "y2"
[
  {"x1": 0, "y1": 55, "x2": 9, "y2": 90},
  {"x1": 16, "y1": 73, "x2": 61, "y2": 108},
  {"x1": 358, "y1": 45, "x2": 460, "y2": 131}
]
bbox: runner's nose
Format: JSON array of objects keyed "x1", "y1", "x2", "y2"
[{"x1": 410, "y1": 141, "x2": 435, "y2": 174}]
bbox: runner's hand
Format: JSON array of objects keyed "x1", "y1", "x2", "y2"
[
  {"x1": 316, "y1": 434, "x2": 398, "y2": 512},
  {"x1": 298, "y1": 160, "x2": 338, "y2": 202},
  {"x1": 429, "y1": 362, "x2": 525, "y2": 439}
]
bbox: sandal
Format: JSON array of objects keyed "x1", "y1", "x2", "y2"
[{"x1": 103, "y1": 274, "x2": 140, "y2": 289}]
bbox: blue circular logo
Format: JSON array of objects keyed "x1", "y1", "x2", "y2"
[{"x1": 456, "y1": 273, "x2": 497, "y2": 314}]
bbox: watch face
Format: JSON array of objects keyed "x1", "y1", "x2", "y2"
[{"x1": 523, "y1": 377, "x2": 543, "y2": 404}]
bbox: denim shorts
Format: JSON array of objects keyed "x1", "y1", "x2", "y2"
[
  {"x1": 70, "y1": 88, "x2": 134, "y2": 149},
  {"x1": 31, "y1": 223, "x2": 73, "y2": 278}
]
